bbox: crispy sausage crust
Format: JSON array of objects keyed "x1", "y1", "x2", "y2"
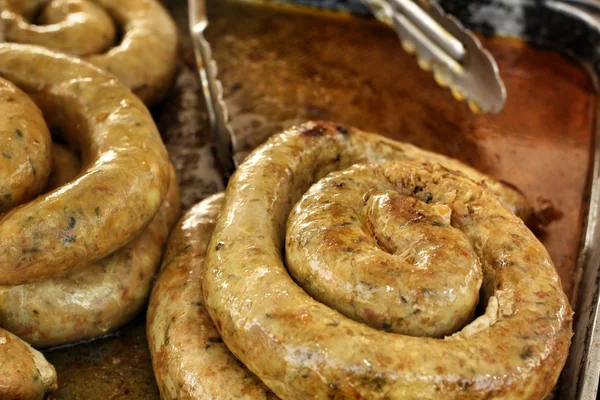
[
  {"x1": 203, "y1": 121, "x2": 573, "y2": 399},
  {"x1": 0, "y1": 328, "x2": 57, "y2": 400},
  {"x1": 0, "y1": 43, "x2": 171, "y2": 286},
  {"x1": 0, "y1": 163, "x2": 181, "y2": 348},
  {"x1": 0, "y1": 77, "x2": 51, "y2": 213},
  {"x1": 147, "y1": 194, "x2": 278, "y2": 400},
  {"x1": 1, "y1": 0, "x2": 178, "y2": 105}
]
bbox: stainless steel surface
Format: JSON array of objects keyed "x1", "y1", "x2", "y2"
[
  {"x1": 188, "y1": 0, "x2": 237, "y2": 181},
  {"x1": 360, "y1": 0, "x2": 506, "y2": 114}
]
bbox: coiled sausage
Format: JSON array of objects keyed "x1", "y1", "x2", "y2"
[
  {"x1": 1, "y1": 0, "x2": 178, "y2": 105},
  {"x1": 203, "y1": 121, "x2": 572, "y2": 399},
  {"x1": 0, "y1": 43, "x2": 171, "y2": 286}
]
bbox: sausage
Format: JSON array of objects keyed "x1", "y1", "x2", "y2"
[
  {"x1": 1, "y1": 0, "x2": 178, "y2": 105},
  {"x1": 147, "y1": 194, "x2": 278, "y2": 400},
  {"x1": 0, "y1": 77, "x2": 51, "y2": 213},
  {"x1": 203, "y1": 121, "x2": 573, "y2": 399},
  {"x1": 45, "y1": 142, "x2": 81, "y2": 192},
  {"x1": 0, "y1": 43, "x2": 171, "y2": 286},
  {"x1": 0, "y1": 164, "x2": 180, "y2": 348},
  {"x1": 0, "y1": 328, "x2": 57, "y2": 400}
]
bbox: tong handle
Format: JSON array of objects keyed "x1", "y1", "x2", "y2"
[
  {"x1": 393, "y1": 0, "x2": 464, "y2": 62},
  {"x1": 189, "y1": 0, "x2": 237, "y2": 181}
]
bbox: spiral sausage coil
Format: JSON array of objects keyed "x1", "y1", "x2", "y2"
[
  {"x1": 0, "y1": 43, "x2": 178, "y2": 399},
  {"x1": 149, "y1": 121, "x2": 572, "y2": 400},
  {"x1": 1, "y1": 0, "x2": 178, "y2": 105}
]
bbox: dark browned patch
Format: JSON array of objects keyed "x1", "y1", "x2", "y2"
[
  {"x1": 301, "y1": 125, "x2": 327, "y2": 137},
  {"x1": 336, "y1": 125, "x2": 349, "y2": 135}
]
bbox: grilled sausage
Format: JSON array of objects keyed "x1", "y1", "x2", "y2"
[
  {"x1": 203, "y1": 121, "x2": 573, "y2": 399},
  {"x1": 1, "y1": 0, "x2": 178, "y2": 105},
  {"x1": 147, "y1": 194, "x2": 277, "y2": 399},
  {"x1": 0, "y1": 164, "x2": 180, "y2": 348},
  {"x1": 0, "y1": 77, "x2": 51, "y2": 213},
  {"x1": 0, "y1": 43, "x2": 171, "y2": 286},
  {"x1": 0, "y1": 328, "x2": 57, "y2": 400}
]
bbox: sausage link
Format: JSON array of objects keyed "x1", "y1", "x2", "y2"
[
  {"x1": 0, "y1": 328, "x2": 57, "y2": 400},
  {"x1": 1, "y1": 0, "x2": 178, "y2": 105},
  {"x1": 0, "y1": 43, "x2": 171, "y2": 286},
  {"x1": 0, "y1": 77, "x2": 51, "y2": 213},
  {"x1": 203, "y1": 121, "x2": 572, "y2": 399},
  {"x1": 147, "y1": 194, "x2": 278, "y2": 400},
  {"x1": 0, "y1": 165, "x2": 180, "y2": 347}
]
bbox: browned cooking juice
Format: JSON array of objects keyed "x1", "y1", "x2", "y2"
[{"x1": 46, "y1": 1, "x2": 595, "y2": 398}]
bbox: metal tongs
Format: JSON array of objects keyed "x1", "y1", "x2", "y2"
[
  {"x1": 188, "y1": 0, "x2": 238, "y2": 181},
  {"x1": 188, "y1": 0, "x2": 507, "y2": 180},
  {"x1": 361, "y1": 0, "x2": 506, "y2": 114}
]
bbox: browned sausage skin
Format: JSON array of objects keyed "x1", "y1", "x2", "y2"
[
  {"x1": 203, "y1": 121, "x2": 572, "y2": 399},
  {"x1": 1, "y1": 0, "x2": 178, "y2": 105},
  {"x1": 0, "y1": 43, "x2": 171, "y2": 286},
  {"x1": 0, "y1": 77, "x2": 51, "y2": 213},
  {"x1": 147, "y1": 194, "x2": 278, "y2": 399},
  {"x1": 0, "y1": 164, "x2": 180, "y2": 348}
]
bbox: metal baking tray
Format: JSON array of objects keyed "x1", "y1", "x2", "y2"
[{"x1": 43, "y1": 0, "x2": 600, "y2": 398}]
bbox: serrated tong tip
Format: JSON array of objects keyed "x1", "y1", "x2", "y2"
[{"x1": 362, "y1": 0, "x2": 506, "y2": 114}]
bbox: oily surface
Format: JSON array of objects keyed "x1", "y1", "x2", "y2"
[{"x1": 44, "y1": 0, "x2": 595, "y2": 398}]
